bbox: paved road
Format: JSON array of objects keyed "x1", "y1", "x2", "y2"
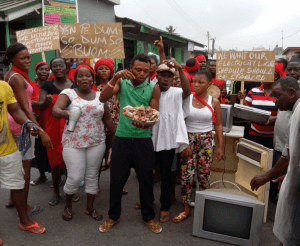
[{"x1": 0, "y1": 168, "x2": 279, "y2": 246}]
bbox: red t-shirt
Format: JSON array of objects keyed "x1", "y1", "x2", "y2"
[{"x1": 245, "y1": 84, "x2": 278, "y2": 137}]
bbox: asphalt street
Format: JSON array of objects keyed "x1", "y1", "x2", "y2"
[{"x1": 0, "y1": 168, "x2": 280, "y2": 246}]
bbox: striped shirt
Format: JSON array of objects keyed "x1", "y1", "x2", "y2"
[{"x1": 245, "y1": 84, "x2": 278, "y2": 137}]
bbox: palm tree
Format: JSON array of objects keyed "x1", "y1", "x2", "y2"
[{"x1": 166, "y1": 25, "x2": 178, "y2": 35}]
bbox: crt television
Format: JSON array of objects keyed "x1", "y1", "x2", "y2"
[
  {"x1": 193, "y1": 188, "x2": 265, "y2": 246},
  {"x1": 213, "y1": 104, "x2": 233, "y2": 133}
]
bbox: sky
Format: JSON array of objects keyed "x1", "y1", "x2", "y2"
[{"x1": 115, "y1": 0, "x2": 300, "y2": 51}]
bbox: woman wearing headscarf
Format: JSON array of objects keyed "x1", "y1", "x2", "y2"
[
  {"x1": 3, "y1": 43, "x2": 52, "y2": 216},
  {"x1": 30, "y1": 62, "x2": 52, "y2": 186},
  {"x1": 39, "y1": 57, "x2": 77, "y2": 206},
  {"x1": 53, "y1": 64, "x2": 115, "y2": 221}
]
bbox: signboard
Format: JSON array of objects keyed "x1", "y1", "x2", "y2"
[
  {"x1": 43, "y1": 0, "x2": 79, "y2": 25},
  {"x1": 59, "y1": 23, "x2": 125, "y2": 59},
  {"x1": 216, "y1": 51, "x2": 275, "y2": 82},
  {"x1": 16, "y1": 25, "x2": 60, "y2": 55}
]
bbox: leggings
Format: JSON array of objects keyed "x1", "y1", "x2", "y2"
[
  {"x1": 181, "y1": 131, "x2": 215, "y2": 204},
  {"x1": 63, "y1": 142, "x2": 106, "y2": 195}
]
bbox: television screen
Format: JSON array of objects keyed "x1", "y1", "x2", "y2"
[
  {"x1": 203, "y1": 199, "x2": 253, "y2": 239},
  {"x1": 221, "y1": 107, "x2": 228, "y2": 128}
]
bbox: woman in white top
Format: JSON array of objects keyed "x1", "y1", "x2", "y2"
[
  {"x1": 53, "y1": 64, "x2": 115, "y2": 221},
  {"x1": 173, "y1": 70, "x2": 224, "y2": 223}
]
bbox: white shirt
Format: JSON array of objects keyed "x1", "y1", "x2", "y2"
[
  {"x1": 152, "y1": 87, "x2": 189, "y2": 153},
  {"x1": 273, "y1": 98, "x2": 300, "y2": 246},
  {"x1": 185, "y1": 95, "x2": 214, "y2": 133}
]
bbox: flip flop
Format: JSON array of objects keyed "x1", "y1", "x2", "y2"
[
  {"x1": 62, "y1": 206, "x2": 72, "y2": 221},
  {"x1": 172, "y1": 211, "x2": 191, "y2": 223},
  {"x1": 99, "y1": 219, "x2": 119, "y2": 233},
  {"x1": 48, "y1": 195, "x2": 61, "y2": 206},
  {"x1": 30, "y1": 177, "x2": 48, "y2": 186},
  {"x1": 85, "y1": 209, "x2": 103, "y2": 221},
  {"x1": 19, "y1": 222, "x2": 46, "y2": 234},
  {"x1": 144, "y1": 220, "x2": 162, "y2": 234},
  {"x1": 5, "y1": 203, "x2": 15, "y2": 208},
  {"x1": 28, "y1": 205, "x2": 43, "y2": 216},
  {"x1": 159, "y1": 211, "x2": 170, "y2": 223}
]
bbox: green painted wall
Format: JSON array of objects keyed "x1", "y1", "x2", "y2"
[
  {"x1": 174, "y1": 47, "x2": 183, "y2": 64},
  {"x1": 147, "y1": 43, "x2": 158, "y2": 55},
  {"x1": 135, "y1": 40, "x2": 144, "y2": 55},
  {"x1": 25, "y1": 20, "x2": 56, "y2": 81}
]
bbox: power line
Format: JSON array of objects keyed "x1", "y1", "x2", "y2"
[
  {"x1": 164, "y1": 0, "x2": 207, "y2": 37},
  {"x1": 170, "y1": 0, "x2": 206, "y2": 34},
  {"x1": 131, "y1": 0, "x2": 163, "y2": 29}
]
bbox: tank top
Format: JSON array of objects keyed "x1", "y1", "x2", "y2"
[
  {"x1": 7, "y1": 73, "x2": 33, "y2": 136},
  {"x1": 185, "y1": 94, "x2": 214, "y2": 133}
]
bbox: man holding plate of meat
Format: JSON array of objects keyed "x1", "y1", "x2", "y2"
[{"x1": 99, "y1": 54, "x2": 161, "y2": 234}]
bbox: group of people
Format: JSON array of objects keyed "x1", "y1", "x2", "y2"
[{"x1": 1, "y1": 37, "x2": 300, "y2": 246}]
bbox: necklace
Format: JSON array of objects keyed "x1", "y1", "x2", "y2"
[{"x1": 195, "y1": 94, "x2": 208, "y2": 104}]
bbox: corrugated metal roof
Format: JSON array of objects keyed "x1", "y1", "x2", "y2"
[
  {"x1": 0, "y1": 0, "x2": 41, "y2": 17},
  {"x1": 116, "y1": 16, "x2": 205, "y2": 48}
]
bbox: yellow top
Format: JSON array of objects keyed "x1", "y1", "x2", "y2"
[{"x1": 0, "y1": 80, "x2": 18, "y2": 156}]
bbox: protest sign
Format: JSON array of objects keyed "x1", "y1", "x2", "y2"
[
  {"x1": 16, "y1": 25, "x2": 60, "y2": 55},
  {"x1": 59, "y1": 23, "x2": 125, "y2": 59},
  {"x1": 216, "y1": 51, "x2": 275, "y2": 82},
  {"x1": 43, "y1": 0, "x2": 79, "y2": 25}
]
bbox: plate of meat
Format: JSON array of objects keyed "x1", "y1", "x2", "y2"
[{"x1": 123, "y1": 105, "x2": 160, "y2": 127}]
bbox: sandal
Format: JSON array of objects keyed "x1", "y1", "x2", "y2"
[
  {"x1": 30, "y1": 177, "x2": 48, "y2": 186},
  {"x1": 159, "y1": 211, "x2": 170, "y2": 223},
  {"x1": 19, "y1": 222, "x2": 46, "y2": 234},
  {"x1": 85, "y1": 209, "x2": 103, "y2": 221},
  {"x1": 28, "y1": 205, "x2": 43, "y2": 216},
  {"x1": 48, "y1": 195, "x2": 61, "y2": 206},
  {"x1": 99, "y1": 219, "x2": 118, "y2": 233},
  {"x1": 172, "y1": 211, "x2": 191, "y2": 223},
  {"x1": 62, "y1": 206, "x2": 72, "y2": 221},
  {"x1": 144, "y1": 219, "x2": 162, "y2": 234}
]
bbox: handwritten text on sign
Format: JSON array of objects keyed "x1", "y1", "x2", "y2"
[
  {"x1": 216, "y1": 51, "x2": 275, "y2": 82},
  {"x1": 16, "y1": 25, "x2": 60, "y2": 54},
  {"x1": 59, "y1": 23, "x2": 125, "y2": 59}
]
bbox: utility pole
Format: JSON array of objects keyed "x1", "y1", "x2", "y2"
[
  {"x1": 207, "y1": 31, "x2": 210, "y2": 57},
  {"x1": 282, "y1": 30, "x2": 283, "y2": 49}
]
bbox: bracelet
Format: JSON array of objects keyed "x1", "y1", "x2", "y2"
[{"x1": 107, "y1": 82, "x2": 114, "y2": 89}]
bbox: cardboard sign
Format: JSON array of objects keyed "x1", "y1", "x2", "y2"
[
  {"x1": 16, "y1": 25, "x2": 60, "y2": 54},
  {"x1": 59, "y1": 23, "x2": 125, "y2": 59},
  {"x1": 216, "y1": 51, "x2": 275, "y2": 82}
]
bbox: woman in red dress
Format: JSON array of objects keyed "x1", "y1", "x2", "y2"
[{"x1": 39, "y1": 58, "x2": 77, "y2": 206}]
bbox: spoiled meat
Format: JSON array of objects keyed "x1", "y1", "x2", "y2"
[{"x1": 123, "y1": 105, "x2": 160, "y2": 122}]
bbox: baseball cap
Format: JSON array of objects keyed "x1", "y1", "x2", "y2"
[{"x1": 156, "y1": 64, "x2": 176, "y2": 75}]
